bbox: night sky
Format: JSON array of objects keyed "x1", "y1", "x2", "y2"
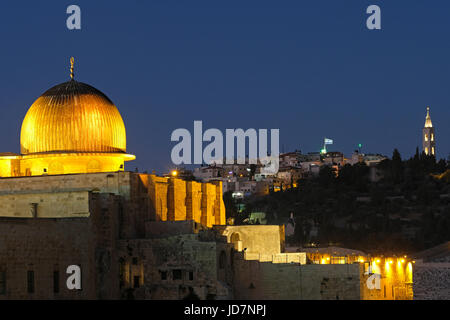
[{"x1": 0, "y1": 1, "x2": 449, "y2": 174}]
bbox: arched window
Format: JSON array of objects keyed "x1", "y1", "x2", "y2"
[{"x1": 230, "y1": 233, "x2": 243, "y2": 251}]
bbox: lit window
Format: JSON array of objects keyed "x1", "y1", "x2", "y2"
[
  {"x1": 424, "y1": 134, "x2": 428, "y2": 142},
  {"x1": 431, "y1": 134, "x2": 434, "y2": 141},
  {"x1": 425, "y1": 147, "x2": 429, "y2": 155},
  {"x1": 432, "y1": 147, "x2": 435, "y2": 155}
]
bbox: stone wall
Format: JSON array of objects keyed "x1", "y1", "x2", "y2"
[
  {"x1": 118, "y1": 232, "x2": 230, "y2": 300},
  {"x1": 215, "y1": 225, "x2": 284, "y2": 254},
  {"x1": 413, "y1": 262, "x2": 450, "y2": 300},
  {"x1": 232, "y1": 256, "x2": 361, "y2": 300},
  {"x1": 0, "y1": 171, "x2": 132, "y2": 198},
  {"x1": 139, "y1": 174, "x2": 225, "y2": 228},
  {"x1": 0, "y1": 193, "x2": 120, "y2": 299},
  {"x1": 0, "y1": 172, "x2": 226, "y2": 236},
  {"x1": 0, "y1": 190, "x2": 90, "y2": 218}
]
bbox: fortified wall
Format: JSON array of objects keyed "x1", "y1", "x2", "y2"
[
  {"x1": 0, "y1": 171, "x2": 226, "y2": 299},
  {"x1": 0, "y1": 172, "x2": 225, "y2": 230}
]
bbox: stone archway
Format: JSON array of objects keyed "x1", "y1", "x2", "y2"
[{"x1": 230, "y1": 232, "x2": 243, "y2": 251}]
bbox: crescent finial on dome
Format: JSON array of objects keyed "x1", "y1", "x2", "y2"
[{"x1": 70, "y1": 57, "x2": 75, "y2": 80}]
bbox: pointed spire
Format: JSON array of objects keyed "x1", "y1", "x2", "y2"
[
  {"x1": 70, "y1": 57, "x2": 75, "y2": 80},
  {"x1": 424, "y1": 106, "x2": 433, "y2": 128}
]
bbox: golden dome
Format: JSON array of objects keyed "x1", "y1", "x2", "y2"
[{"x1": 20, "y1": 80, "x2": 127, "y2": 155}]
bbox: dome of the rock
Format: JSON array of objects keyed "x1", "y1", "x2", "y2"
[
  {"x1": 0, "y1": 58, "x2": 135, "y2": 177},
  {"x1": 20, "y1": 80, "x2": 127, "y2": 155}
]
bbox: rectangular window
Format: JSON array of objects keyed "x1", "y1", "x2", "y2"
[
  {"x1": 132, "y1": 257, "x2": 138, "y2": 265},
  {"x1": 0, "y1": 271, "x2": 6, "y2": 295},
  {"x1": 189, "y1": 271, "x2": 194, "y2": 281},
  {"x1": 173, "y1": 269, "x2": 182, "y2": 280},
  {"x1": 53, "y1": 271, "x2": 59, "y2": 294},
  {"x1": 160, "y1": 271, "x2": 167, "y2": 280},
  {"x1": 27, "y1": 271, "x2": 34, "y2": 294},
  {"x1": 133, "y1": 276, "x2": 140, "y2": 288}
]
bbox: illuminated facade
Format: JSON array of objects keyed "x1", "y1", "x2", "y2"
[
  {"x1": 0, "y1": 59, "x2": 135, "y2": 177},
  {"x1": 422, "y1": 106, "x2": 435, "y2": 156}
]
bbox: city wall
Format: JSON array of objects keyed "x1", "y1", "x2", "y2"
[{"x1": 0, "y1": 193, "x2": 120, "y2": 299}]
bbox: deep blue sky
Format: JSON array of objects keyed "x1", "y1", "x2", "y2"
[{"x1": 0, "y1": 1, "x2": 449, "y2": 174}]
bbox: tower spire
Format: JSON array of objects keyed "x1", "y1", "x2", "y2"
[
  {"x1": 422, "y1": 106, "x2": 435, "y2": 156},
  {"x1": 70, "y1": 57, "x2": 75, "y2": 80},
  {"x1": 424, "y1": 106, "x2": 432, "y2": 128}
]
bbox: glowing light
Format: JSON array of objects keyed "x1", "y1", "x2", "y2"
[
  {"x1": 401, "y1": 259, "x2": 405, "y2": 263},
  {"x1": 171, "y1": 170, "x2": 178, "y2": 177},
  {"x1": 407, "y1": 262, "x2": 413, "y2": 283},
  {"x1": 376, "y1": 259, "x2": 380, "y2": 263}
]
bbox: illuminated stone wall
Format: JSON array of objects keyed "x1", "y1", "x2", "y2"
[
  {"x1": 0, "y1": 154, "x2": 133, "y2": 178},
  {"x1": 19, "y1": 154, "x2": 127, "y2": 176},
  {"x1": 0, "y1": 171, "x2": 132, "y2": 198},
  {"x1": 140, "y1": 174, "x2": 226, "y2": 228},
  {"x1": 215, "y1": 225, "x2": 285, "y2": 255},
  {"x1": 359, "y1": 260, "x2": 413, "y2": 300},
  {"x1": 0, "y1": 190, "x2": 90, "y2": 218},
  {"x1": 232, "y1": 256, "x2": 361, "y2": 300},
  {"x1": 0, "y1": 172, "x2": 225, "y2": 229}
]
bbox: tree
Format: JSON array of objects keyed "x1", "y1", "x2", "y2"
[
  {"x1": 391, "y1": 149, "x2": 404, "y2": 184},
  {"x1": 319, "y1": 166, "x2": 335, "y2": 187}
]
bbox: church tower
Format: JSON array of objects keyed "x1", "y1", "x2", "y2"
[{"x1": 422, "y1": 106, "x2": 435, "y2": 156}]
